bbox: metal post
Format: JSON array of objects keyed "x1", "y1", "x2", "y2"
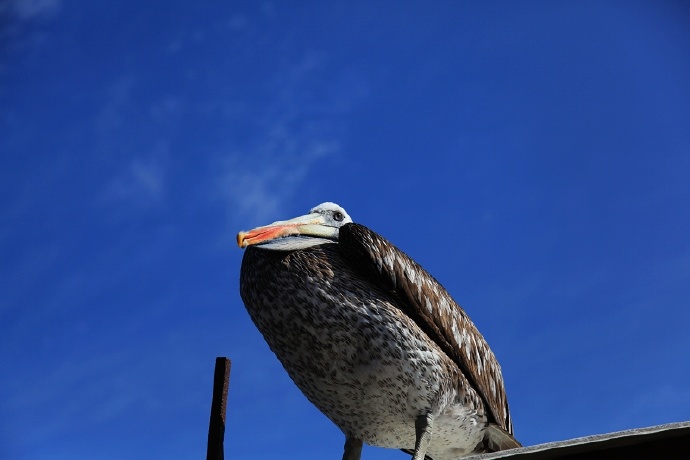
[{"x1": 207, "y1": 357, "x2": 231, "y2": 460}]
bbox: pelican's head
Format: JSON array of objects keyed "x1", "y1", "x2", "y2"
[{"x1": 237, "y1": 202, "x2": 352, "y2": 250}]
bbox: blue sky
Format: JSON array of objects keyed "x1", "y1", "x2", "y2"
[{"x1": 2, "y1": 1, "x2": 690, "y2": 459}]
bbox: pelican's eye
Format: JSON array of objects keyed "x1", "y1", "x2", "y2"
[{"x1": 333, "y1": 211, "x2": 344, "y2": 222}]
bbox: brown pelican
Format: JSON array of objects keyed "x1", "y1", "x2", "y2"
[{"x1": 237, "y1": 202, "x2": 519, "y2": 460}]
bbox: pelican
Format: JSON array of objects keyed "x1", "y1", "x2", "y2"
[{"x1": 237, "y1": 202, "x2": 519, "y2": 460}]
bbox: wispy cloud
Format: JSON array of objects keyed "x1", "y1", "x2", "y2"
[
  {"x1": 9, "y1": 0, "x2": 62, "y2": 21},
  {"x1": 217, "y1": 131, "x2": 338, "y2": 225},
  {"x1": 101, "y1": 154, "x2": 168, "y2": 208},
  {"x1": 1, "y1": 340, "x2": 209, "y2": 451},
  {"x1": 215, "y1": 53, "x2": 366, "y2": 226},
  {"x1": 94, "y1": 76, "x2": 137, "y2": 151},
  {"x1": 93, "y1": 76, "x2": 172, "y2": 210},
  {"x1": 1, "y1": 0, "x2": 62, "y2": 76}
]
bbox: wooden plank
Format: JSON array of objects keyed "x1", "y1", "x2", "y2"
[{"x1": 207, "y1": 357, "x2": 231, "y2": 460}]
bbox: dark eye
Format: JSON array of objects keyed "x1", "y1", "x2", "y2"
[{"x1": 333, "y1": 211, "x2": 344, "y2": 222}]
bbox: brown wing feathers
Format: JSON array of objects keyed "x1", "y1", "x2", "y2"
[{"x1": 339, "y1": 223, "x2": 514, "y2": 436}]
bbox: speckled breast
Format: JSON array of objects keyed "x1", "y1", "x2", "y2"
[{"x1": 239, "y1": 243, "x2": 461, "y2": 448}]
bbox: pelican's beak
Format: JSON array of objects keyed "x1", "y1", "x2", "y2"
[{"x1": 237, "y1": 212, "x2": 336, "y2": 248}]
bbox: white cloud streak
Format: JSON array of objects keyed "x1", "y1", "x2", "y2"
[
  {"x1": 217, "y1": 132, "x2": 339, "y2": 225},
  {"x1": 102, "y1": 156, "x2": 168, "y2": 208},
  {"x1": 215, "y1": 53, "x2": 366, "y2": 226},
  {"x1": 9, "y1": 0, "x2": 61, "y2": 21}
]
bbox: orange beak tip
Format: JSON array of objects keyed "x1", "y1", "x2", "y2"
[{"x1": 237, "y1": 231, "x2": 247, "y2": 248}]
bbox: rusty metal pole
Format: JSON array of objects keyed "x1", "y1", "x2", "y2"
[{"x1": 207, "y1": 357, "x2": 231, "y2": 460}]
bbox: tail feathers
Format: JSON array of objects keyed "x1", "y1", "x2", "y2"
[
  {"x1": 483, "y1": 424, "x2": 522, "y2": 452},
  {"x1": 402, "y1": 424, "x2": 521, "y2": 458}
]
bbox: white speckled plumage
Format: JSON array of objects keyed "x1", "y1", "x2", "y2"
[{"x1": 238, "y1": 203, "x2": 519, "y2": 459}]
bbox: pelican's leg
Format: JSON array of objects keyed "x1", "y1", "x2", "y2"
[
  {"x1": 411, "y1": 413, "x2": 433, "y2": 460},
  {"x1": 342, "y1": 436, "x2": 363, "y2": 460}
]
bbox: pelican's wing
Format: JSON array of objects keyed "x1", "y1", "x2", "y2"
[{"x1": 339, "y1": 223, "x2": 514, "y2": 435}]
